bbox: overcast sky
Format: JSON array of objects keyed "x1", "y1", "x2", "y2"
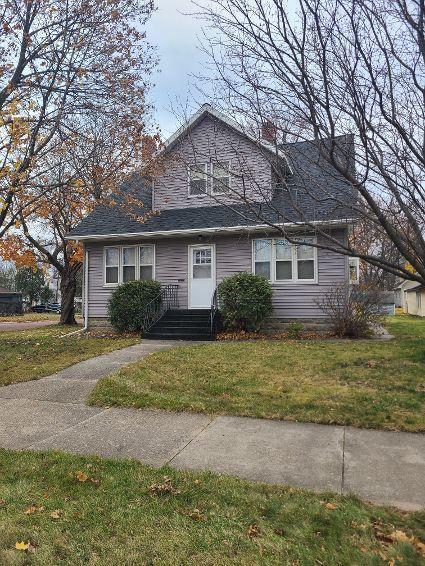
[{"x1": 146, "y1": 0, "x2": 212, "y2": 138}]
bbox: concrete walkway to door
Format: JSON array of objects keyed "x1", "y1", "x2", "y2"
[{"x1": 0, "y1": 340, "x2": 424, "y2": 511}]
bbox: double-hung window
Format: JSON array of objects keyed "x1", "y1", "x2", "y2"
[
  {"x1": 104, "y1": 245, "x2": 155, "y2": 286},
  {"x1": 211, "y1": 161, "x2": 231, "y2": 194},
  {"x1": 188, "y1": 161, "x2": 232, "y2": 196},
  {"x1": 295, "y1": 238, "x2": 315, "y2": 281},
  {"x1": 105, "y1": 247, "x2": 120, "y2": 284},
  {"x1": 122, "y1": 247, "x2": 136, "y2": 282},
  {"x1": 139, "y1": 245, "x2": 154, "y2": 280},
  {"x1": 189, "y1": 165, "x2": 208, "y2": 196},
  {"x1": 253, "y1": 237, "x2": 317, "y2": 283},
  {"x1": 275, "y1": 239, "x2": 293, "y2": 280},
  {"x1": 253, "y1": 239, "x2": 272, "y2": 279}
]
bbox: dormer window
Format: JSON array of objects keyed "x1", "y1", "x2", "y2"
[
  {"x1": 211, "y1": 161, "x2": 231, "y2": 194},
  {"x1": 189, "y1": 164, "x2": 208, "y2": 196},
  {"x1": 188, "y1": 161, "x2": 232, "y2": 197}
]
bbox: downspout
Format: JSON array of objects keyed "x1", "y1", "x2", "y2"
[{"x1": 60, "y1": 247, "x2": 89, "y2": 338}]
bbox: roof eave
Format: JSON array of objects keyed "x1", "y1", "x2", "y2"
[{"x1": 67, "y1": 217, "x2": 356, "y2": 242}]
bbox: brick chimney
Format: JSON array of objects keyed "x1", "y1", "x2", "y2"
[{"x1": 261, "y1": 120, "x2": 277, "y2": 143}]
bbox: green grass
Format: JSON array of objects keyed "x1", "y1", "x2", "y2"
[
  {"x1": 0, "y1": 326, "x2": 138, "y2": 387},
  {"x1": 90, "y1": 315, "x2": 425, "y2": 432},
  {"x1": 0, "y1": 449, "x2": 424, "y2": 565},
  {"x1": 0, "y1": 312, "x2": 62, "y2": 323}
]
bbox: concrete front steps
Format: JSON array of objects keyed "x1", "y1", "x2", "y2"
[{"x1": 144, "y1": 309, "x2": 213, "y2": 340}]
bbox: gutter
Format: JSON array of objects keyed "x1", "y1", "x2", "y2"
[{"x1": 66, "y1": 218, "x2": 356, "y2": 243}]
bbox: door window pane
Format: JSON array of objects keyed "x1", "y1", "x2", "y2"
[
  {"x1": 189, "y1": 165, "x2": 207, "y2": 195},
  {"x1": 254, "y1": 239, "x2": 271, "y2": 279},
  {"x1": 193, "y1": 265, "x2": 211, "y2": 279},
  {"x1": 193, "y1": 248, "x2": 211, "y2": 264}
]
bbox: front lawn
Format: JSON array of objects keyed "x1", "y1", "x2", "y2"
[
  {"x1": 0, "y1": 449, "x2": 424, "y2": 565},
  {"x1": 90, "y1": 315, "x2": 425, "y2": 432},
  {"x1": 0, "y1": 312, "x2": 62, "y2": 323},
  {"x1": 0, "y1": 326, "x2": 138, "y2": 387}
]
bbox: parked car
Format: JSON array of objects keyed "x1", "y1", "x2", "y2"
[
  {"x1": 31, "y1": 304, "x2": 47, "y2": 313},
  {"x1": 46, "y1": 302, "x2": 61, "y2": 313}
]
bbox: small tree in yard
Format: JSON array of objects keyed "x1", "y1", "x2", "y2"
[
  {"x1": 108, "y1": 280, "x2": 162, "y2": 333},
  {"x1": 316, "y1": 285, "x2": 384, "y2": 338},
  {"x1": 15, "y1": 267, "x2": 45, "y2": 304},
  {"x1": 218, "y1": 272, "x2": 273, "y2": 332}
]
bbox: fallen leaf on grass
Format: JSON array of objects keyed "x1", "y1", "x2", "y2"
[
  {"x1": 321, "y1": 501, "x2": 337, "y2": 510},
  {"x1": 247, "y1": 524, "x2": 261, "y2": 538},
  {"x1": 149, "y1": 477, "x2": 180, "y2": 496},
  {"x1": 0, "y1": 498, "x2": 6, "y2": 506},
  {"x1": 15, "y1": 541, "x2": 29, "y2": 551},
  {"x1": 75, "y1": 470, "x2": 89, "y2": 482},
  {"x1": 24, "y1": 506, "x2": 37, "y2": 515},
  {"x1": 50, "y1": 509, "x2": 61, "y2": 520},
  {"x1": 187, "y1": 508, "x2": 205, "y2": 521}
]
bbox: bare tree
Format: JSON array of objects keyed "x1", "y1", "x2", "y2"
[
  {"x1": 192, "y1": 0, "x2": 425, "y2": 285},
  {"x1": 0, "y1": 0, "x2": 155, "y2": 238}
]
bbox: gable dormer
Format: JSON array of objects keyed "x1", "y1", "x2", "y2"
[{"x1": 153, "y1": 105, "x2": 289, "y2": 211}]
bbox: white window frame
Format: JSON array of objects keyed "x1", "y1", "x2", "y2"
[
  {"x1": 211, "y1": 160, "x2": 232, "y2": 195},
  {"x1": 349, "y1": 257, "x2": 360, "y2": 285},
  {"x1": 104, "y1": 246, "x2": 120, "y2": 287},
  {"x1": 103, "y1": 244, "x2": 156, "y2": 287},
  {"x1": 139, "y1": 244, "x2": 156, "y2": 281},
  {"x1": 252, "y1": 237, "x2": 318, "y2": 284},
  {"x1": 121, "y1": 245, "x2": 138, "y2": 284},
  {"x1": 188, "y1": 163, "x2": 209, "y2": 198}
]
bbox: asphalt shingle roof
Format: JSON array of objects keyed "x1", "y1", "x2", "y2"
[{"x1": 69, "y1": 138, "x2": 357, "y2": 239}]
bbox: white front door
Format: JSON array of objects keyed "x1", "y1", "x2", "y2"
[{"x1": 188, "y1": 245, "x2": 215, "y2": 309}]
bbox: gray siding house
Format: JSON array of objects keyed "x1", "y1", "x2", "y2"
[{"x1": 69, "y1": 105, "x2": 355, "y2": 337}]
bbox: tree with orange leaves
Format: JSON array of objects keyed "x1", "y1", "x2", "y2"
[{"x1": 5, "y1": 114, "x2": 159, "y2": 324}]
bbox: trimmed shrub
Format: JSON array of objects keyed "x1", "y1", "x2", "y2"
[
  {"x1": 108, "y1": 280, "x2": 162, "y2": 333},
  {"x1": 218, "y1": 272, "x2": 273, "y2": 331}
]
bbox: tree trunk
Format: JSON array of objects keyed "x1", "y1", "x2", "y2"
[{"x1": 60, "y1": 266, "x2": 78, "y2": 325}]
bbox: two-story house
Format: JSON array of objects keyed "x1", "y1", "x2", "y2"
[{"x1": 69, "y1": 104, "x2": 356, "y2": 338}]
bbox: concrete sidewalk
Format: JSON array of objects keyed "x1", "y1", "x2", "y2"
[{"x1": 0, "y1": 340, "x2": 423, "y2": 511}]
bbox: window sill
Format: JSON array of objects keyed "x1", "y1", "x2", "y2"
[{"x1": 271, "y1": 280, "x2": 318, "y2": 285}]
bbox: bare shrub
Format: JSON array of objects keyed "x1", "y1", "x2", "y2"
[{"x1": 316, "y1": 285, "x2": 384, "y2": 338}]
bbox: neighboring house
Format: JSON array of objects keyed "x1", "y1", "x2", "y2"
[
  {"x1": 0, "y1": 287, "x2": 23, "y2": 315},
  {"x1": 395, "y1": 279, "x2": 420, "y2": 310},
  {"x1": 68, "y1": 104, "x2": 356, "y2": 338},
  {"x1": 404, "y1": 285, "x2": 425, "y2": 317}
]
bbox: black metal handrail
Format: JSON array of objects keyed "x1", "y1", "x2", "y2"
[
  {"x1": 210, "y1": 288, "x2": 220, "y2": 337},
  {"x1": 141, "y1": 284, "x2": 179, "y2": 333}
]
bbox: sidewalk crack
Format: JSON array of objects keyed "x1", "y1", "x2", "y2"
[
  {"x1": 26, "y1": 408, "x2": 111, "y2": 450},
  {"x1": 341, "y1": 426, "x2": 346, "y2": 494},
  {"x1": 165, "y1": 416, "x2": 215, "y2": 466}
]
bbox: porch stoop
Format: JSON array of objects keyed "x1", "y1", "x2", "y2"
[{"x1": 143, "y1": 310, "x2": 213, "y2": 340}]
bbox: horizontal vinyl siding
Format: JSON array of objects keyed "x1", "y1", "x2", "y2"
[
  {"x1": 85, "y1": 229, "x2": 348, "y2": 320},
  {"x1": 154, "y1": 115, "x2": 273, "y2": 211}
]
